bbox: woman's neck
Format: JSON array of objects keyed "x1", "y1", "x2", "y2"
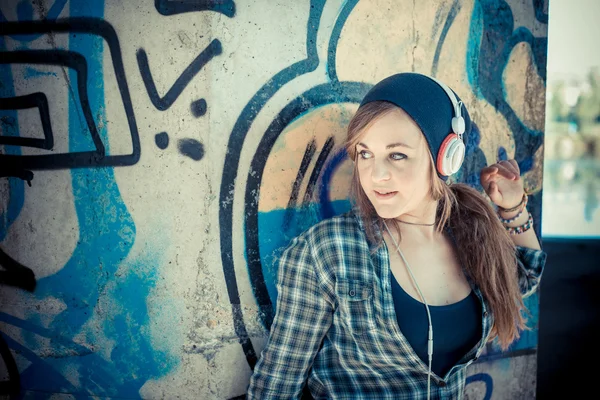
[{"x1": 393, "y1": 199, "x2": 439, "y2": 242}]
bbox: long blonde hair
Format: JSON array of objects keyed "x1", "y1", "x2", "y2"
[{"x1": 344, "y1": 101, "x2": 528, "y2": 350}]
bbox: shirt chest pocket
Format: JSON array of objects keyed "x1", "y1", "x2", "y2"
[{"x1": 335, "y1": 278, "x2": 377, "y2": 335}]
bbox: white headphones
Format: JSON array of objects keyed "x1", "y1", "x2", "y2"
[{"x1": 426, "y1": 76, "x2": 466, "y2": 177}]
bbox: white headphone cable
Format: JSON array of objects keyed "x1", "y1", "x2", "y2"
[{"x1": 384, "y1": 221, "x2": 434, "y2": 400}]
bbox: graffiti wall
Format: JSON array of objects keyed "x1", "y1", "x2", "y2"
[{"x1": 0, "y1": 0, "x2": 548, "y2": 398}]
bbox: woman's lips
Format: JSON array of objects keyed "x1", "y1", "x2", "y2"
[{"x1": 373, "y1": 190, "x2": 398, "y2": 200}]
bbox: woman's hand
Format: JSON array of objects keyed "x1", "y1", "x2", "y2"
[{"x1": 480, "y1": 159, "x2": 525, "y2": 209}]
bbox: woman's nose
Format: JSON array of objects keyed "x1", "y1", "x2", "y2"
[{"x1": 372, "y1": 159, "x2": 391, "y2": 181}]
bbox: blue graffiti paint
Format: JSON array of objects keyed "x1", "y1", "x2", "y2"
[
  {"x1": 244, "y1": 82, "x2": 369, "y2": 334},
  {"x1": 0, "y1": 0, "x2": 178, "y2": 396},
  {"x1": 23, "y1": 66, "x2": 58, "y2": 79},
  {"x1": 533, "y1": 0, "x2": 548, "y2": 24},
  {"x1": 498, "y1": 146, "x2": 508, "y2": 161},
  {"x1": 4, "y1": 254, "x2": 176, "y2": 397},
  {"x1": 101, "y1": 256, "x2": 176, "y2": 398},
  {"x1": 466, "y1": 0, "x2": 484, "y2": 99},
  {"x1": 457, "y1": 122, "x2": 488, "y2": 193},
  {"x1": 17, "y1": 1, "x2": 34, "y2": 22},
  {"x1": 489, "y1": 293, "x2": 540, "y2": 353},
  {"x1": 257, "y1": 199, "x2": 350, "y2": 304},
  {"x1": 519, "y1": 156, "x2": 533, "y2": 173},
  {"x1": 326, "y1": 0, "x2": 359, "y2": 83},
  {"x1": 155, "y1": 132, "x2": 169, "y2": 149},
  {"x1": 30, "y1": 0, "x2": 130, "y2": 337},
  {"x1": 178, "y1": 138, "x2": 204, "y2": 160},
  {"x1": 0, "y1": 312, "x2": 92, "y2": 355},
  {"x1": 431, "y1": 0, "x2": 461, "y2": 76},
  {"x1": 318, "y1": 147, "x2": 349, "y2": 219},
  {"x1": 1, "y1": 333, "x2": 78, "y2": 394},
  {"x1": 465, "y1": 372, "x2": 493, "y2": 400},
  {"x1": 219, "y1": 0, "x2": 327, "y2": 366},
  {"x1": 0, "y1": 0, "x2": 68, "y2": 42},
  {"x1": 466, "y1": 0, "x2": 547, "y2": 176}
]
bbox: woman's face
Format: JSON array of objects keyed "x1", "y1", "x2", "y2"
[{"x1": 356, "y1": 108, "x2": 433, "y2": 219}]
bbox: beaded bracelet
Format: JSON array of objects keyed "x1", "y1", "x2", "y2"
[
  {"x1": 497, "y1": 194, "x2": 529, "y2": 224},
  {"x1": 505, "y1": 213, "x2": 533, "y2": 235},
  {"x1": 498, "y1": 192, "x2": 528, "y2": 213}
]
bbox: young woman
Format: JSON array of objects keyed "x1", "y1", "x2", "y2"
[{"x1": 246, "y1": 72, "x2": 547, "y2": 399}]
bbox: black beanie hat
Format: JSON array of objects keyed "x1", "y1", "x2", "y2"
[{"x1": 358, "y1": 72, "x2": 472, "y2": 181}]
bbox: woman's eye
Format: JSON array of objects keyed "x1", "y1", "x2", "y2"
[
  {"x1": 390, "y1": 153, "x2": 406, "y2": 161},
  {"x1": 359, "y1": 150, "x2": 372, "y2": 159},
  {"x1": 358, "y1": 151, "x2": 405, "y2": 160}
]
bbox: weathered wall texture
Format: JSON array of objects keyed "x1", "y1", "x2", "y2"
[{"x1": 0, "y1": 0, "x2": 548, "y2": 398}]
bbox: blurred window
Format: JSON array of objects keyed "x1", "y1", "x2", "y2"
[{"x1": 542, "y1": 0, "x2": 600, "y2": 238}]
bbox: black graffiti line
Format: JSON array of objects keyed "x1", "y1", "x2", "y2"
[
  {"x1": 219, "y1": 0, "x2": 328, "y2": 366},
  {"x1": 137, "y1": 39, "x2": 222, "y2": 111},
  {"x1": 431, "y1": 0, "x2": 461, "y2": 77},
  {"x1": 283, "y1": 138, "x2": 317, "y2": 231},
  {"x1": 0, "y1": 167, "x2": 34, "y2": 186},
  {"x1": 244, "y1": 83, "x2": 369, "y2": 335},
  {"x1": 302, "y1": 136, "x2": 334, "y2": 206},
  {"x1": 1, "y1": 49, "x2": 104, "y2": 155},
  {"x1": 155, "y1": 0, "x2": 236, "y2": 17},
  {"x1": 0, "y1": 334, "x2": 19, "y2": 396},
  {"x1": 0, "y1": 313, "x2": 91, "y2": 355},
  {"x1": 0, "y1": 18, "x2": 141, "y2": 170},
  {"x1": 0, "y1": 93, "x2": 53, "y2": 150},
  {"x1": 0, "y1": 247, "x2": 36, "y2": 292}
]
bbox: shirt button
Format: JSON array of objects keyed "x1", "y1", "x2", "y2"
[
  {"x1": 438, "y1": 381, "x2": 446, "y2": 387},
  {"x1": 349, "y1": 290, "x2": 356, "y2": 297},
  {"x1": 483, "y1": 311, "x2": 488, "y2": 317}
]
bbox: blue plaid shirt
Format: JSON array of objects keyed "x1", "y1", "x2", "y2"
[{"x1": 246, "y1": 207, "x2": 547, "y2": 399}]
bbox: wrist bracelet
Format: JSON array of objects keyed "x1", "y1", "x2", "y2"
[
  {"x1": 498, "y1": 205, "x2": 527, "y2": 224},
  {"x1": 505, "y1": 213, "x2": 533, "y2": 235},
  {"x1": 497, "y1": 194, "x2": 529, "y2": 224},
  {"x1": 498, "y1": 192, "x2": 528, "y2": 213}
]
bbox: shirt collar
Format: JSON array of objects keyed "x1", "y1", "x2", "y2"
[{"x1": 351, "y1": 204, "x2": 384, "y2": 252}]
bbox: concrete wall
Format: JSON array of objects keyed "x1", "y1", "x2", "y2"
[{"x1": 0, "y1": 0, "x2": 548, "y2": 398}]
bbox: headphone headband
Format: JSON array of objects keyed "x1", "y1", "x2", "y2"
[{"x1": 426, "y1": 76, "x2": 465, "y2": 139}]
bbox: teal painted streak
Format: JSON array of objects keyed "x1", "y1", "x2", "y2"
[
  {"x1": 23, "y1": 66, "x2": 58, "y2": 79},
  {"x1": 489, "y1": 292, "x2": 541, "y2": 353},
  {"x1": 466, "y1": 0, "x2": 484, "y2": 99}
]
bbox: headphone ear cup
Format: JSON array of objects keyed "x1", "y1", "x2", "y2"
[
  {"x1": 452, "y1": 116, "x2": 465, "y2": 135},
  {"x1": 447, "y1": 140, "x2": 465, "y2": 174},
  {"x1": 437, "y1": 134, "x2": 465, "y2": 176}
]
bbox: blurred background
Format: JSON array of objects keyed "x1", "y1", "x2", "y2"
[
  {"x1": 537, "y1": 0, "x2": 600, "y2": 398},
  {"x1": 541, "y1": 0, "x2": 600, "y2": 237}
]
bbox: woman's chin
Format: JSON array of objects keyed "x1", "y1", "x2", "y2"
[{"x1": 372, "y1": 204, "x2": 403, "y2": 220}]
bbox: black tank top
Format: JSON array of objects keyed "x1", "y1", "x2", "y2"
[{"x1": 389, "y1": 256, "x2": 482, "y2": 377}]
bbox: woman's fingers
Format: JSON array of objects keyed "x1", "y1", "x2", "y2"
[
  {"x1": 481, "y1": 159, "x2": 520, "y2": 188},
  {"x1": 480, "y1": 166, "x2": 498, "y2": 183},
  {"x1": 487, "y1": 181, "x2": 502, "y2": 203},
  {"x1": 496, "y1": 161, "x2": 517, "y2": 180},
  {"x1": 499, "y1": 159, "x2": 520, "y2": 177},
  {"x1": 506, "y1": 159, "x2": 521, "y2": 176}
]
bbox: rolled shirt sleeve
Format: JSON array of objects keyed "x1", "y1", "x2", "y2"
[
  {"x1": 515, "y1": 245, "x2": 547, "y2": 298},
  {"x1": 246, "y1": 234, "x2": 334, "y2": 399}
]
